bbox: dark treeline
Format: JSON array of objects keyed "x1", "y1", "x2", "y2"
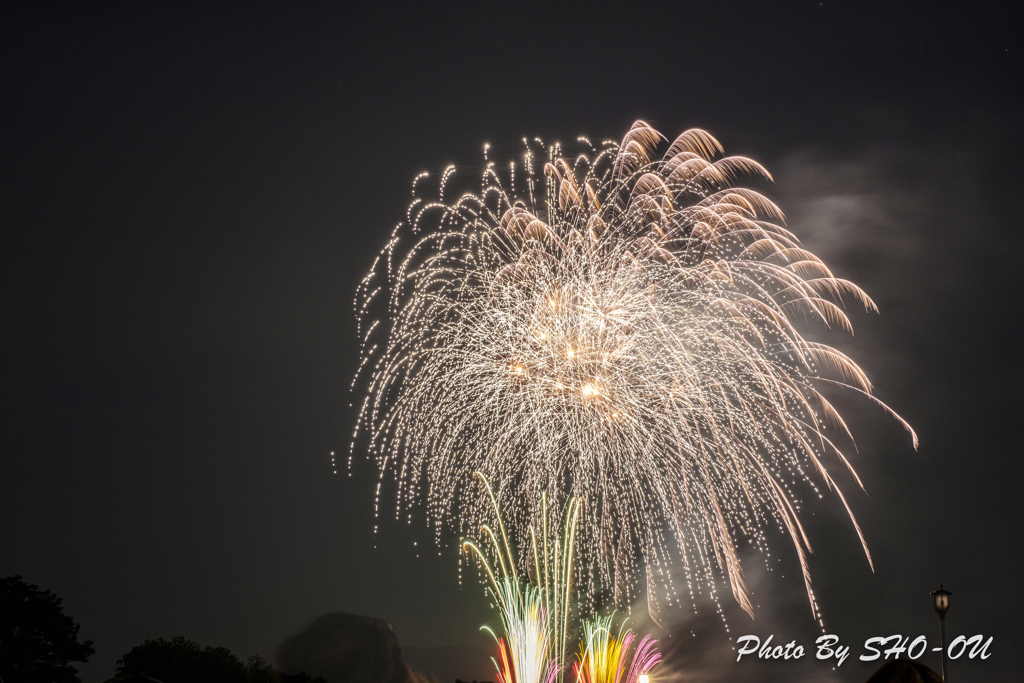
[
  {"x1": 2, "y1": 575, "x2": 941, "y2": 683},
  {"x1": 0, "y1": 576, "x2": 324, "y2": 683}
]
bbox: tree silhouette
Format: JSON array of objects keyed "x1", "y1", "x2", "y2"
[
  {"x1": 115, "y1": 640, "x2": 325, "y2": 683},
  {"x1": 245, "y1": 655, "x2": 278, "y2": 683},
  {"x1": 246, "y1": 654, "x2": 327, "y2": 683},
  {"x1": 0, "y1": 575, "x2": 95, "y2": 683},
  {"x1": 116, "y1": 637, "x2": 248, "y2": 683}
]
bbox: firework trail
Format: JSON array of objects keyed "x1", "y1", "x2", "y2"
[
  {"x1": 464, "y1": 473, "x2": 579, "y2": 683},
  {"x1": 353, "y1": 121, "x2": 916, "y2": 623},
  {"x1": 488, "y1": 581, "x2": 557, "y2": 683},
  {"x1": 575, "y1": 615, "x2": 661, "y2": 683}
]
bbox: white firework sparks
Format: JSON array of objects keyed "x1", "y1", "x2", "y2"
[{"x1": 352, "y1": 121, "x2": 916, "y2": 624}]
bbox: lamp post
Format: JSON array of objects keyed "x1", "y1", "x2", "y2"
[{"x1": 931, "y1": 585, "x2": 951, "y2": 681}]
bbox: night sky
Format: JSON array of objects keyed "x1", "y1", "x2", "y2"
[{"x1": 2, "y1": 3, "x2": 1022, "y2": 682}]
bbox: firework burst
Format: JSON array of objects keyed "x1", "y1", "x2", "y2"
[{"x1": 353, "y1": 121, "x2": 916, "y2": 623}]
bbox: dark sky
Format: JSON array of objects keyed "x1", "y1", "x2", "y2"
[{"x1": 1, "y1": 2, "x2": 1022, "y2": 682}]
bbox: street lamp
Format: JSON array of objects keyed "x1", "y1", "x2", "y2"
[{"x1": 931, "y1": 584, "x2": 952, "y2": 681}]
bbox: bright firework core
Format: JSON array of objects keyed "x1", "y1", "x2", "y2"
[{"x1": 353, "y1": 121, "x2": 916, "y2": 624}]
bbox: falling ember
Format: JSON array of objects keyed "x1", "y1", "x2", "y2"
[{"x1": 353, "y1": 121, "x2": 917, "y2": 623}]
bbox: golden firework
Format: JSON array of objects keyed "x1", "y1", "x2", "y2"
[{"x1": 353, "y1": 121, "x2": 916, "y2": 624}]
